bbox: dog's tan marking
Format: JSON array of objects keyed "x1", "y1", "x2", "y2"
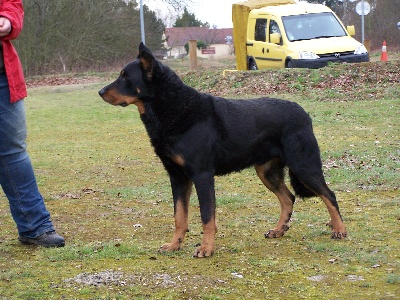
[
  {"x1": 255, "y1": 163, "x2": 294, "y2": 238},
  {"x1": 194, "y1": 218, "x2": 217, "y2": 258},
  {"x1": 134, "y1": 101, "x2": 145, "y2": 114},
  {"x1": 159, "y1": 199, "x2": 189, "y2": 252},
  {"x1": 101, "y1": 88, "x2": 145, "y2": 114},
  {"x1": 171, "y1": 154, "x2": 185, "y2": 166},
  {"x1": 320, "y1": 195, "x2": 347, "y2": 239}
]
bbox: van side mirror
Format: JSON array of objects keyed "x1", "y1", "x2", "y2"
[
  {"x1": 270, "y1": 33, "x2": 281, "y2": 44},
  {"x1": 347, "y1": 25, "x2": 355, "y2": 36}
]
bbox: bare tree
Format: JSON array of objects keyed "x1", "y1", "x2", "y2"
[
  {"x1": 160, "y1": 0, "x2": 193, "y2": 11},
  {"x1": 15, "y1": 0, "x2": 165, "y2": 75}
]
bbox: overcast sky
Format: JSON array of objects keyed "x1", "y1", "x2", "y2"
[
  {"x1": 146, "y1": 0, "x2": 238, "y2": 28},
  {"x1": 188, "y1": 0, "x2": 238, "y2": 28}
]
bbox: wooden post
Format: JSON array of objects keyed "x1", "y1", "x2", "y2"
[
  {"x1": 364, "y1": 39, "x2": 371, "y2": 53},
  {"x1": 189, "y1": 39, "x2": 197, "y2": 70}
]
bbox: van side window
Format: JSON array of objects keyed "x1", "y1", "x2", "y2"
[
  {"x1": 269, "y1": 20, "x2": 281, "y2": 36},
  {"x1": 269, "y1": 19, "x2": 282, "y2": 44},
  {"x1": 255, "y1": 19, "x2": 267, "y2": 42}
]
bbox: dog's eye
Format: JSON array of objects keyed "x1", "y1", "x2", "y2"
[
  {"x1": 120, "y1": 72, "x2": 128, "y2": 82},
  {"x1": 120, "y1": 70, "x2": 129, "y2": 81}
]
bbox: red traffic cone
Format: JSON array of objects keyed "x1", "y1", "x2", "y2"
[{"x1": 380, "y1": 41, "x2": 388, "y2": 61}]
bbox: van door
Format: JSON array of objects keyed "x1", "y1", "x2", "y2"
[
  {"x1": 250, "y1": 18, "x2": 269, "y2": 70},
  {"x1": 265, "y1": 19, "x2": 286, "y2": 68}
]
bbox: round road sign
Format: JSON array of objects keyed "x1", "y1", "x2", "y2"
[{"x1": 356, "y1": 1, "x2": 371, "y2": 16}]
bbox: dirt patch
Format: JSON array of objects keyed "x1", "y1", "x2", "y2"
[
  {"x1": 26, "y1": 75, "x2": 108, "y2": 88},
  {"x1": 64, "y1": 269, "x2": 227, "y2": 291},
  {"x1": 65, "y1": 269, "x2": 126, "y2": 287}
]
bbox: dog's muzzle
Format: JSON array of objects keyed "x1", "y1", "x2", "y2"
[{"x1": 98, "y1": 88, "x2": 106, "y2": 97}]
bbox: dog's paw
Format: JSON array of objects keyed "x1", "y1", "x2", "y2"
[
  {"x1": 331, "y1": 230, "x2": 347, "y2": 239},
  {"x1": 159, "y1": 242, "x2": 181, "y2": 253},
  {"x1": 193, "y1": 244, "x2": 214, "y2": 258},
  {"x1": 264, "y1": 230, "x2": 284, "y2": 238},
  {"x1": 264, "y1": 225, "x2": 289, "y2": 238},
  {"x1": 326, "y1": 221, "x2": 347, "y2": 239}
]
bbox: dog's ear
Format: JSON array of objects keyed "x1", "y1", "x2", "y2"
[{"x1": 138, "y1": 42, "x2": 155, "y2": 80}]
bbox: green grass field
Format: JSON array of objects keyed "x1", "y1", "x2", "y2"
[{"x1": 0, "y1": 58, "x2": 399, "y2": 299}]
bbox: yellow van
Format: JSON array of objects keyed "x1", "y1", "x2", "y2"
[{"x1": 233, "y1": 1, "x2": 369, "y2": 70}]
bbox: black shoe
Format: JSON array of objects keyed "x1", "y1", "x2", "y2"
[{"x1": 19, "y1": 231, "x2": 65, "y2": 248}]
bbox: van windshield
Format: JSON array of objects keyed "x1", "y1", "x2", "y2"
[{"x1": 282, "y1": 12, "x2": 347, "y2": 42}]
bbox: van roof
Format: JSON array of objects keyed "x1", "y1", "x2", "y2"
[{"x1": 250, "y1": 3, "x2": 332, "y2": 18}]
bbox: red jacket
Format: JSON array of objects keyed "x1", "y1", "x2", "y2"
[{"x1": 0, "y1": 0, "x2": 27, "y2": 103}]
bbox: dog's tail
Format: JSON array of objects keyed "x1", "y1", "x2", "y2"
[{"x1": 289, "y1": 170, "x2": 316, "y2": 198}]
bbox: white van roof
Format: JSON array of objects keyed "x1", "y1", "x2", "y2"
[{"x1": 250, "y1": 3, "x2": 332, "y2": 18}]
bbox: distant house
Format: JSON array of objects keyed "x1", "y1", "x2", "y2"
[{"x1": 163, "y1": 27, "x2": 234, "y2": 59}]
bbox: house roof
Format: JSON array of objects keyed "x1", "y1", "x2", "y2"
[{"x1": 164, "y1": 27, "x2": 233, "y2": 47}]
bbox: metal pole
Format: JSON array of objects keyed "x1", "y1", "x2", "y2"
[
  {"x1": 361, "y1": 0, "x2": 365, "y2": 45},
  {"x1": 140, "y1": 0, "x2": 145, "y2": 44}
]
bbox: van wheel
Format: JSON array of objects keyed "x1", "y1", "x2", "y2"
[
  {"x1": 249, "y1": 60, "x2": 258, "y2": 70},
  {"x1": 286, "y1": 60, "x2": 295, "y2": 68}
]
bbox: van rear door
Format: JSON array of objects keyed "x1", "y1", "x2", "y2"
[
  {"x1": 248, "y1": 18, "x2": 269, "y2": 69},
  {"x1": 264, "y1": 19, "x2": 286, "y2": 68},
  {"x1": 247, "y1": 17, "x2": 286, "y2": 69}
]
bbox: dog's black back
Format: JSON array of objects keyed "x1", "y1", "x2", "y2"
[{"x1": 135, "y1": 54, "x2": 317, "y2": 180}]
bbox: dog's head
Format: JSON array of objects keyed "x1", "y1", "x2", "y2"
[{"x1": 98, "y1": 42, "x2": 158, "y2": 114}]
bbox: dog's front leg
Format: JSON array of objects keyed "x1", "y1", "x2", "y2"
[
  {"x1": 193, "y1": 173, "x2": 217, "y2": 258},
  {"x1": 159, "y1": 175, "x2": 192, "y2": 253}
]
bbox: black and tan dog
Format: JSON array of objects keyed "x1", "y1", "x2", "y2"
[{"x1": 99, "y1": 43, "x2": 347, "y2": 258}]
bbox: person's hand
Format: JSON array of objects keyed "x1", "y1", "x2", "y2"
[{"x1": 0, "y1": 17, "x2": 12, "y2": 37}]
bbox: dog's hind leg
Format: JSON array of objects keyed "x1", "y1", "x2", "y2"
[
  {"x1": 192, "y1": 173, "x2": 217, "y2": 258},
  {"x1": 289, "y1": 165, "x2": 347, "y2": 239},
  {"x1": 320, "y1": 192, "x2": 347, "y2": 239},
  {"x1": 284, "y1": 129, "x2": 347, "y2": 239},
  {"x1": 159, "y1": 175, "x2": 192, "y2": 252},
  {"x1": 255, "y1": 158, "x2": 295, "y2": 238}
]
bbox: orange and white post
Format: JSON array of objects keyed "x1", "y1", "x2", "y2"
[{"x1": 380, "y1": 41, "x2": 388, "y2": 61}]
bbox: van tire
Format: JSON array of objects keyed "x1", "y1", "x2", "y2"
[
  {"x1": 286, "y1": 60, "x2": 295, "y2": 68},
  {"x1": 248, "y1": 59, "x2": 258, "y2": 70}
]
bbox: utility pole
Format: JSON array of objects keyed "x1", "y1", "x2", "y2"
[
  {"x1": 361, "y1": 0, "x2": 364, "y2": 45},
  {"x1": 355, "y1": 0, "x2": 371, "y2": 46},
  {"x1": 140, "y1": 0, "x2": 145, "y2": 44}
]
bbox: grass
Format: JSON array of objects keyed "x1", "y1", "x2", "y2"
[{"x1": 0, "y1": 56, "x2": 399, "y2": 299}]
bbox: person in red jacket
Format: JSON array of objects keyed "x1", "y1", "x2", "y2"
[{"x1": 0, "y1": 0, "x2": 64, "y2": 247}]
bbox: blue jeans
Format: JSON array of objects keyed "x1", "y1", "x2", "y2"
[{"x1": 0, "y1": 73, "x2": 54, "y2": 238}]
